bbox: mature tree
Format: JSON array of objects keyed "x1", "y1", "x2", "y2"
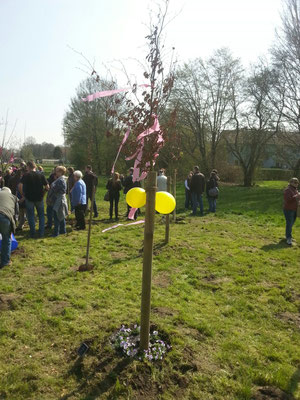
[
  {"x1": 173, "y1": 48, "x2": 243, "y2": 173},
  {"x1": 226, "y1": 64, "x2": 282, "y2": 186},
  {"x1": 271, "y1": 0, "x2": 300, "y2": 176},
  {"x1": 63, "y1": 77, "x2": 123, "y2": 174},
  {"x1": 53, "y1": 146, "x2": 63, "y2": 160},
  {"x1": 0, "y1": 112, "x2": 17, "y2": 172}
]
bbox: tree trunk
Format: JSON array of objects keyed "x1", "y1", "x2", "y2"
[
  {"x1": 293, "y1": 158, "x2": 300, "y2": 178},
  {"x1": 165, "y1": 176, "x2": 170, "y2": 244},
  {"x1": 243, "y1": 168, "x2": 255, "y2": 187},
  {"x1": 140, "y1": 171, "x2": 157, "y2": 351}
]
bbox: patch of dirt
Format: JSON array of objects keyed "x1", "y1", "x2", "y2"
[
  {"x1": 252, "y1": 386, "x2": 294, "y2": 399},
  {"x1": 26, "y1": 266, "x2": 49, "y2": 275},
  {"x1": 205, "y1": 256, "x2": 217, "y2": 263},
  {"x1": 153, "y1": 272, "x2": 171, "y2": 288},
  {"x1": 240, "y1": 246, "x2": 259, "y2": 253},
  {"x1": 49, "y1": 301, "x2": 70, "y2": 316},
  {"x1": 179, "y1": 345, "x2": 217, "y2": 375},
  {"x1": 78, "y1": 264, "x2": 94, "y2": 272},
  {"x1": 152, "y1": 306, "x2": 175, "y2": 317},
  {"x1": 277, "y1": 312, "x2": 300, "y2": 330},
  {"x1": 11, "y1": 246, "x2": 27, "y2": 258},
  {"x1": 111, "y1": 251, "x2": 127, "y2": 259},
  {"x1": 202, "y1": 274, "x2": 231, "y2": 285},
  {"x1": 0, "y1": 293, "x2": 20, "y2": 311}
]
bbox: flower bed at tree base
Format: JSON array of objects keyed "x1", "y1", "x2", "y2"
[{"x1": 110, "y1": 324, "x2": 171, "y2": 361}]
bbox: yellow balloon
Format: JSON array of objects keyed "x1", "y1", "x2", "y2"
[
  {"x1": 126, "y1": 187, "x2": 146, "y2": 208},
  {"x1": 155, "y1": 191, "x2": 176, "y2": 214}
]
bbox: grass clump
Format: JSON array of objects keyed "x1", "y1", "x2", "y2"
[{"x1": 0, "y1": 180, "x2": 299, "y2": 399}]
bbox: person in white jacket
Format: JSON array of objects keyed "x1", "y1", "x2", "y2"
[{"x1": 157, "y1": 169, "x2": 167, "y2": 192}]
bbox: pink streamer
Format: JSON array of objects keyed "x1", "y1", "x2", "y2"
[
  {"x1": 101, "y1": 220, "x2": 145, "y2": 233},
  {"x1": 82, "y1": 84, "x2": 150, "y2": 102},
  {"x1": 129, "y1": 116, "x2": 163, "y2": 182},
  {"x1": 136, "y1": 116, "x2": 160, "y2": 141},
  {"x1": 127, "y1": 207, "x2": 138, "y2": 220},
  {"x1": 111, "y1": 128, "x2": 130, "y2": 174}
]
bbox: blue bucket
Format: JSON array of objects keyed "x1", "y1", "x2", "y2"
[{"x1": 0, "y1": 233, "x2": 18, "y2": 252}]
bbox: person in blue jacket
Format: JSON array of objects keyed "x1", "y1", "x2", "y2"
[{"x1": 71, "y1": 171, "x2": 87, "y2": 230}]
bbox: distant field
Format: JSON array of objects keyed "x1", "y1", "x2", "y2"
[{"x1": 0, "y1": 181, "x2": 299, "y2": 399}]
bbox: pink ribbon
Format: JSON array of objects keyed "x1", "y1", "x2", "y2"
[
  {"x1": 127, "y1": 207, "x2": 138, "y2": 220},
  {"x1": 82, "y1": 84, "x2": 150, "y2": 102},
  {"x1": 111, "y1": 128, "x2": 130, "y2": 174},
  {"x1": 101, "y1": 220, "x2": 145, "y2": 233},
  {"x1": 125, "y1": 115, "x2": 164, "y2": 182}
]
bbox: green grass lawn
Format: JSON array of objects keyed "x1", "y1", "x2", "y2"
[{"x1": 0, "y1": 180, "x2": 299, "y2": 399}]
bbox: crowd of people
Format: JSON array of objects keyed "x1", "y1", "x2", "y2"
[
  {"x1": 0, "y1": 161, "x2": 299, "y2": 268},
  {"x1": 183, "y1": 166, "x2": 220, "y2": 215}
]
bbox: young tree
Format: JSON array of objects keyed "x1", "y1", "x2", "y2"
[
  {"x1": 116, "y1": 1, "x2": 175, "y2": 351},
  {"x1": 271, "y1": 0, "x2": 300, "y2": 176}
]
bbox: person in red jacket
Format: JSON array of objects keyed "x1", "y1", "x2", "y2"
[{"x1": 283, "y1": 177, "x2": 300, "y2": 245}]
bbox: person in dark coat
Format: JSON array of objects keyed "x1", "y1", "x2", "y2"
[
  {"x1": 83, "y1": 165, "x2": 98, "y2": 218},
  {"x1": 122, "y1": 167, "x2": 134, "y2": 217},
  {"x1": 206, "y1": 170, "x2": 220, "y2": 213},
  {"x1": 283, "y1": 177, "x2": 300, "y2": 245},
  {"x1": 46, "y1": 168, "x2": 57, "y2": 229},
  {"x1": 19, "y1": 161, "x2": 49, "y2": 238},
  {"x1": 106, "y1": 172, "x2": 122, "y2": 220},
  {"x1": 3, "y1": 168, "x2": 13, "y2": 187},
  {"x1": 8, "y1": 168, "x2": 22, "y2": 195},
  {"x1": 190, "y1": 166, "x2": 205, "y2": 216}
]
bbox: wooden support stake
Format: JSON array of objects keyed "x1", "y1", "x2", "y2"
[
  {"x1": 140, "y1": 171, "x2": 157, "y2": 351},
  {"x1": 173, "y1": 169, "x2": 177, "y2": 222},
  {"x1": 85, "y1": 186, "x2": 95, "y2": 267},
  {"x1": 165, "y1": 176, "x2": 170, "y2": 244}
]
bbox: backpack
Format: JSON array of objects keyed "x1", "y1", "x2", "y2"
[{"x1": 208, "y1": 186, "x2": 219, "y2": 197}]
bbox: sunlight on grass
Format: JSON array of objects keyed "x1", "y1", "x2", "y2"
[{"x1": 0, "y1": 181, "x2": 299, "y2": 399}]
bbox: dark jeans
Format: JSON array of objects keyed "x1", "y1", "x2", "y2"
[
  {"x1": 191, "y1": 192, "x2": 203, "y2": 215},
  {"x1": 283, "y1": 209, "x2": 297, "y2": 240},
  {"x1": 0, "y1": 213, "x2": 12, "y2": 267},
  {"x1": 75, "y1": 204, "x2": 86, "y2": 229},
  {"x1": 208, "y1": 196, "x2": 217, "y2": 213},
  {"x1": 185, "y1": 190, "x2": 192, "y2": 209},
  {"x1": 53, "y1": 211, "x2": 66, "y2": 236},
  {"x1": 46, "y1": 205, "x2": 53, "y2": 228},
  {"x1": 17, "y1": 207, "x2": 26, "y2": 229},
  {"x1": 87, "y1": 195, "x2": 98, "y2": 217},
  {"x1": 110, "y1": 194, "x2": 120, "y2": 219},
  {"x1": 25, "y1": 199, "x2": 45, "y2": 237}
]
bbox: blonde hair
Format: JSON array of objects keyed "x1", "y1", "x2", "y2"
[
  {"x1": 290, "y1": 177, "x2": 299, "y2": 184},
  {"x1": 56, "y1": 166, "x2": 66, "y2": 175}
]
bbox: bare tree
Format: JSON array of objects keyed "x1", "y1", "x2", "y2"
[
  {"x1": 271, "y1": 0, "x2": 300, "y2": 176},
  {"x1": 226, "y1": 64, "x2": 282, "y2": 186},
  {"x1": 173, "y1": 48, "x2": 243, "y2": 173},
  {"x1": 63, "y1": 77, "x2": 124, "y2": 173},
  {"x1": 0, "y1": 111, "x2": 17, "y2": 173}
]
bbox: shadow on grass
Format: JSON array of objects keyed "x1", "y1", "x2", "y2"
[
  {"x1": 261, "y1": 239, "x2": 288, "y2": 251},
  {"x1": 61, "y1": 354, "x2": 132, "y2": 400},
  {"x1": 287, "y1": 366, "x2": 300, "y2": 397}
]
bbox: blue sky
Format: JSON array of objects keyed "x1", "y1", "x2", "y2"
[{"x1": 0, "y1": 0, "x2": 282, "y2": 146}]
